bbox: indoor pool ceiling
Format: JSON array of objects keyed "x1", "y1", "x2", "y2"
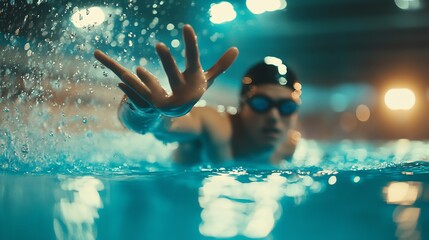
[{"x1": 1, "y1": 0, "x2": 429, "y2": 86}]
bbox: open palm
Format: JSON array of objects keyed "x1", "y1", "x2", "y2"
[{"x1": 94, "y1": 24, "x2": 238, "y2": 117}]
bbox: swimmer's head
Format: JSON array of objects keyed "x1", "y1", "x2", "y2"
[
  {"x1": 240, "y1": 57, "x2": 300, "y2": 96},
  {"x1": 238, "y1": 58, "x2": 301, "y2": 150}
]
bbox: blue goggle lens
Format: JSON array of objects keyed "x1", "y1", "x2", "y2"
[{"x1": 247, "y1": 95, "x2": 298, "y2": 116}]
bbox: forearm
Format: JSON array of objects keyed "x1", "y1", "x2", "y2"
[{"x1": 117, "y1": 96, "x2": 202, "y2": 142}]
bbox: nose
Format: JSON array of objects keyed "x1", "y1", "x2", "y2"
[{"x1": 266, "y1": 107, "x2": 282, "y2": 123}]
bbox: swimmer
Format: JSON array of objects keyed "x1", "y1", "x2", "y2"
[{"x1": 94, "y1": 24, "x2": 301, "y2": 164}]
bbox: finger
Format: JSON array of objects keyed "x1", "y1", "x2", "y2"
[
  {"x1": 136, "y1": 66, "x2": 164, "y2": 93},
  {"x1": 205, "y1": 47, "x2": 239, "y2": 85},
  {"x1": 182, "y1": 24, "x2": 201, "y2": 71},
  {"x1": 120, "y1": 71, "x2": 153, "y2": 101},
  {"x1": 118, "y1": 83, "x2": 152, "y2": 109},
  {"x1": 94, "y1": 50, "x2": 128, "y2": 78},
  {"x1": 94, "y1": 50, "x2": 152, "y2": 98},
  {"x1": 155, "y1": 43, "x2": 182, "y2": 88}
]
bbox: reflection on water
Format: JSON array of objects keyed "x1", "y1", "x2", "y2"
[
  {"x1": 384, "y1": 181, "x2": 424, "y2": 240},
  {"x1": 384, "y1": 182, "x2": 422, "y2": 205},
  {"x1": 1, "y1": 168, "x2": 429, "y2": 240},
  {"x1": 54, "y1": 176, "x2": 104, "y2": 240},
  {"x1": 394, "y1": 207, "x2": 421, "y2": 240},
  {"x1": 198, "y1": 170, "x2": 324, "y2": 239}
]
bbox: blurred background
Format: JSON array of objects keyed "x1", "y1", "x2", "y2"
[{"x1": 1, "y1": 0, "x2": 429, "y2": 140}]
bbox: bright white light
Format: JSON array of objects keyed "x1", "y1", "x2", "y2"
[
  {"x1": 246, "y1": 0, "x2": 287, "y2": 14},
  {"x1": 166, "y1": 23, "x2": 175, "y2": 30},
  {"x1": 279, "y1": 77, "x2": 287, "y2": 85},
  {"x1": 246, "y1": 0, "x2": 266, "y2": 14},
  {"x1": 226, "y1": 106, "x2": 238, "y2": 115},
  {"x1": 353, "y1": 176, "x2": 361, "y2": 183},
  {"x1": 195, "y1": 99, "x2": 207, "y2": 107},
  {"x1": 243, "y1": 216, "x2": 274, "y2": 238},
  {"x1": 264, "y1": 56, "x2": 282, "y2": 66},
  {"x1": 264, "y1": 56, "x2": 287, "y2": 76},
  {"x1": 328, "y1": 176, "x2": 337, "y2": 185},
  {"x1": 384, "y1": 88, "x2": 416, "y2": 110},
  {"x1": 394, "y1": 0, "x2": 422, "y2": 10},
  {"x1": 277, "y1": 64, "x2": 287, "y2": 75},
  {"x1": 198, "y1": 173, "x2": 286, "y2": 238},
  {"x1": 171, "y1": 39, "x2": 180, "y2": 48},
  {"x1": 209, "y1": 2, "x2": 237, "y2": 24},
  {"x1": 71, "y1": 7, "x2": 106, "y2": 28}
]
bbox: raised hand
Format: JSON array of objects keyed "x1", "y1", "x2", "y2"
[{"x1": 94, "y1": 24, "x2": 238, "y2": 117}]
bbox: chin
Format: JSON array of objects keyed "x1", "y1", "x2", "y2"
[{"x1": 257, "y1": 139, "x2": 278, "y2": 151}]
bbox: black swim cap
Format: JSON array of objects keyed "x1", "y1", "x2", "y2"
[{"x1": 240, "y1": 57, "x2": 299, "y2": 96}]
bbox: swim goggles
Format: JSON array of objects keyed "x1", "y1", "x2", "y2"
[{"x1": 246, "y1": 94, "x2": 299, "y2": 116}]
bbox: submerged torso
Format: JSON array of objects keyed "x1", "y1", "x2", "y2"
[
  {"x1": 172, "y1": 113, "x2": 297, "y2": 165},
  {"x1": 173, "y1": 109, "x2": 234, "y2": 164}
]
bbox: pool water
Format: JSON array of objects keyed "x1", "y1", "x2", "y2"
[
  {"x1": 2, "y1": 1, "x2": 429, "y2": 239},
  {"x1": 1, "y1": 132, "x2": 429, "y2": 240}
]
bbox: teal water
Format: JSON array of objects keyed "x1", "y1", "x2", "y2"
[
  {"x1": 1, "y1": 133, "x2": 429, "y2": 240},
  {"x1": 2, "y1": 1, "x2": 429, "y2": 239}
]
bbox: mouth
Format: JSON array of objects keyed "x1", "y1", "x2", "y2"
[{"x1": 261, "y1": 127, "x2": 282, "y2": 138}]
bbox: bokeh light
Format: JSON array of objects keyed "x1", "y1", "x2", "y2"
[
  {"x1": 328, "y1": 176, "x2": 337, "y2": 185},
  {"x1": 246, "y1": 0, "x2": 287, "y2": 14},
  {"x1": 394, "y1": 0, "x2": 422, "y2": 10},
  {"x1": 330, "y1": 93, "x2": 348, "y2": 112},
  {"x1": 384, "y1": 182, "x2": 422, "y2": 206},
  {"x1": 71, "y1": 7, "x2": 106, "y2": 28},
  {"x1": 209, "y1": 2, "x2": 237, "y2": 24},
  {"x1": 171, "y1": 39, "x2": 180, "y2": 48},
  {"x1": 384, "y1": 88, "x2": 416, "y2": 110},
  {"x1": 355, "y1": 104, "x2": 370, "y2": 122}
]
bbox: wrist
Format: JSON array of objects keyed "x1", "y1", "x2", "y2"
[
  {"x1": 119, "y1": 98, "x2": 162, "y2": 134},
  {"x1": 123, "y1": 97, "x2": 159, "y2": 116}
]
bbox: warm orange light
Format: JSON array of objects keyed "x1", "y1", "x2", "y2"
[
  {"x1": 384, "y1": 88, "x2": 416, "y2": 110},
  {"x1": 383, "y1": 182, "x2": 421, "y2": 205}
]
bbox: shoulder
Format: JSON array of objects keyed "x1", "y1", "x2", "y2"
[
  {"x1": 191, "y1": 106, "x2": 230, "y2": 122},
  {"x1": 192, "y1": 106, "x2": 233, "y2": 141}
]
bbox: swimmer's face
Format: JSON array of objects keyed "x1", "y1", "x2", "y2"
[{"x1": 240, "y1": 84, "x2": 299, "y2": 150}]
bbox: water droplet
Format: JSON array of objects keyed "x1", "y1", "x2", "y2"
[
  {"x1": 21, "y1": 144, "x2": 29, "y2": 154},
  {"x1": 82, "y1": 117, "x2": 88, "y2": 124},
  {"x1": 86, "y1": 131, "x2": 93, "y2": 138},
  {"x1": 2, "y1": 107, "x2": 10, "y2": 113}
]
